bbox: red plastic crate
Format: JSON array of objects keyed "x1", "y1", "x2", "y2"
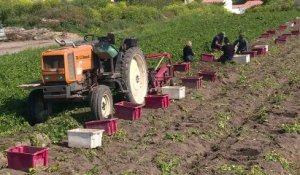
[
  {"x1": 181, "y1": 77, "x2": 202, "y2": 89},
  {"x1": 267, "y1": 29, "x2": 276, "y2": 35},
  {"x1": 260, "y1": 33, "x2": 270, "y2": 38},
  {"x1": 173, "y1": 62, "x2": 190, "y2": 72},
  {"x1": 291, "y1": 30, "x2": 300, "y2": 35},
  {"x1": 282, "y1": 33, "x2": 292, "y2": 38},
  {"x1": 275, "y1": 38, "x2": 287, "y2": 44},
  {"x1": 241, "y1": 51, "x2": 258, "y2": 58},
  {"x1": 200, "y1": 53, "x2": 215, "y2": 62},
  {"x1": 279, "y1": 25, "x2": 288, "y2": 30},
  {"x1": 198, "y1": 70, "x2": 216, "y2": 82},
  {"x1": 144, "y1": 94, "x2": 170, "y2": 109},
  {"x1": 7, "y1": 146, "x2": 48, "y2": 172},
  {"x1": 114, "y1": 101, "x2": 143, "y2": 120},
  {"x1": 252, "y1": 48, "x2": 266, "y2": 55},
  {"x1": 85, "y1": 118, "x2": 118, "y2": 135}
]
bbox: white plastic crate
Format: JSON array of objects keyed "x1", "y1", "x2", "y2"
[
  {"x1": 68, "y1": 128, "x2": 104, "y2": 148},
  {"x1": 253, "y1": 45, "x2": 269, "y2": 52},
  {"x1": 232, "y1": 54, "x2": 250, "y2": 64},
  {"x1": 162, "y1": 86, "x2": 185, "y2": 99},
  {"x1": 286, "y1": 22, "x2": 294, "y2": 28}
]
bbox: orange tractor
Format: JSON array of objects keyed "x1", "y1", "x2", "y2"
[{"x1": 22, "y1": 34, "x2": 149, "y2": 125}]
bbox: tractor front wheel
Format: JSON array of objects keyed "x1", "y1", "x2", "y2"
[
  {"x1": 90, "y1": 85, "x2": 113, "y2": 120},
  {"x1": 27, "y1": 89, "x2": 52, "y2": 125}
]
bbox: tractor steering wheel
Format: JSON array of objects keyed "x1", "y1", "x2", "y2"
[{"x1": 84, "y1": 34, "x2": 95, "y2": 42}]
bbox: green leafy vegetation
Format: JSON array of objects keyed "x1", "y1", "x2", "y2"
[
  {"x1": 218, "y1": 163, "x2": 246, "y2": 175},
  {"x1": 253, "y1": 107, "x2": 269, "y2": 124},
  {"x1": 282, "y1": 123, "x2": 300, "y2": 134},
  {"x1": 218, "y1": 164, "x2": 267, "y2": 175},
  {"x1": 265, "y1": 151, "x2": 291, "y2": 170},
  {"x1": 217, "y1": 112, "x2": 232, "y2": 129},
  {"x1": 155, "y1": 152, "x2": 180, "y2": 175},
  {"x1": 164, "y1": 133, "x2": 186, "y2": 142},
  {"x1": 113, "y1": 129, "x2": 128, "y2": 141}
]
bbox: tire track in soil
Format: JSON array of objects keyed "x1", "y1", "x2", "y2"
[{"x1": 186, "y1": 35, "x2": 300, "y2": 174}]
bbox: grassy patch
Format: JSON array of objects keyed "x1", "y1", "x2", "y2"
[
  {"x1": 253, "y1": 107, "x2": 269, "y2": 124},
  {"x1": 33, "y1": 114, "x2": 80, "y2": 143},
  {"x1": 164, "y1": 133, "x2": 185, "y2": 142},
  {"x1": 289, "y1": 74, "x2": 300, "y2": 85},
  {"x1": 154, "y1": 152, "x2": 180, "y2": 175},
  {"x1": 191, "y1": 91, "x2": 204, "y2": 100},
  {"x1": 218, "y1": 164, "x2": 267, "y2": 175},
  {"x1": 218, "y1": 163, "x2": 246, "y2": 175},
  {"x1": 265, "y1": 151, "x2": 291, "y2": 171},
  {"x1": 282, "y1": 123, "x2": 300, "y2": 134},
  {"x1": 237, "y1": 70, "x2": 247, "y2": 85},
  {"x1": 113, "y1": 129, "x2": 128, "y2": 142},
  {"x1": 217, "y1": 112, "x2": 232, "y2": 129},
  {"x1": 271, "y1": 93, "x2": 288, "y2": 104}
]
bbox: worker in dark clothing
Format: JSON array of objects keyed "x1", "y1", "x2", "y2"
[
  {"x1": 218, "y1": 37, "x2": 235, "y2": 64},
  {"x1": 234, "y1": 34, "x2": 248, "y2": 54},
  {"x1": 183, "y1": 41, "x2": 194, "y2": 62},
  {"x1": 211, "y1": 32, "x2": 225, "y2": 51}
]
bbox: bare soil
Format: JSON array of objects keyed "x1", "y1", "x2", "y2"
[
  {"x1": 0, "y1": 26, "x2": 300, "y2": 175},
  {"x1": 0, "y1": 27, "x2": 81, "y2": 56}
]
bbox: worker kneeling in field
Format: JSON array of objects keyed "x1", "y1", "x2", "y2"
[
  {"x1": 234, "y1": 34, "x2": 248, "y2": 54},
  {"x1": 218, "y1": 37, "x2": 235, "y2": 64},
  {"x1": 211, "y1": 32, "x2": 225, "y2": 51},
  {"x1": 183, "y1": 40, "x2": 195, "y2": 62}
]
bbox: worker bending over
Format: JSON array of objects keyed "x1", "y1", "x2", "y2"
[
  {"x1": 234, "y1": 34, "x2": 248, "y2": 54},
  {"x1": 211, "y1": 32, "x2": 225, "y2": 51},
  {"x1": 183, "y1": 40, "x2": 195, "y2": 62},
  {"x1": 218, "y1": 37, "x2": 235, "y2": 64}
]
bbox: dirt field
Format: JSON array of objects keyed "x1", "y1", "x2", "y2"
[
  {"x1": 0, "y1": 26, "x2": 300, "y2": 175},
  {"x1": 0, "y1": 27, "x2": 81, "y2": 56}
]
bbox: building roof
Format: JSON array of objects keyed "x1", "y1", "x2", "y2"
[
  {"x1": 232, "y1": 0, "x2": 263, "y2": 9},
  {"x1": 202, "y1": 0, "x2": 224, "y2": 3}
]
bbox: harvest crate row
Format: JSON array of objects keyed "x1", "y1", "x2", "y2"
[{"x1": 5, "y1": 19, "x2": 300, "y2": 173}]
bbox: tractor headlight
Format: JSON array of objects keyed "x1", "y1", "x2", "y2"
[
  {"x1": 44, "y1": 76, "x2": 51, "y2": 81},
  {"x1": 58, "y1": 75, "x2": 65, "y2": 80}
]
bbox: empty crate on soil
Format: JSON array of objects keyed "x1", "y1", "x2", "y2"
[
  {"x1": 291, "y1": 30, "x2": 300, "y2": 35},
  {"x1": 279, "y1": 25, "x2": 288, "y2": 30},
  {"x1": 252, "y1": 47, "x2": 267, "y2": 55},
  {"x1": 173, "y1": 62, "x2": 190, "y2": 72},
  {"x1": 114, "y1": 101, "x2": 143, "y2": 120},
  {"x1": 144, "y1": 94, "x2": 170, "y2": 109},
  {"x1": 260, "y1": 33, "x2": 270, "y2": 38},
  {"x1": 200, "y1": 53, "x2": 215, "y2": 62},
  {"x1": 198, "y1": 70, "x2": 217, "y2": 82},
  {"x1": 253, "y1": 45, "x2": 269, "y2": 52},
  {"x1": 85, "y1": 118, "x2": 118, "y2": 135},
  {"x1": 275, "y1": 38, "x2": 287, "y2": 44},
  {"x1": 241, "y1": 51, "x2": 257, "y2": 58},
  {"x1": 67, "y1": 128, "x2": 104, "y2": 148},
  {"x1": 267, "y1": 29, "x2": 276, "y2": 35},
  {"x1": 162, "y1": 86, "x2": 185, "y2": 99},
  {"x1": 232, "y1": 54, "x2": 250, "y2": 64},
  {"x1": 181, "y1": 77, "x2": 202, "y2": 89},
  {"x1": 7, "y1": 146, "x2": 48, "y2": 172}
]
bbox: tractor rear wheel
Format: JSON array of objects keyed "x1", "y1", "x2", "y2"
[
  {"x1": 90, "y1": 85, "x2": 113, "y2": 120},
  {"x1": 121, "y1": 47, "x2": 148, "y2": 104},
  {"x1": 27, "y1": 89, "x2": 52, "y2": 125}
]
